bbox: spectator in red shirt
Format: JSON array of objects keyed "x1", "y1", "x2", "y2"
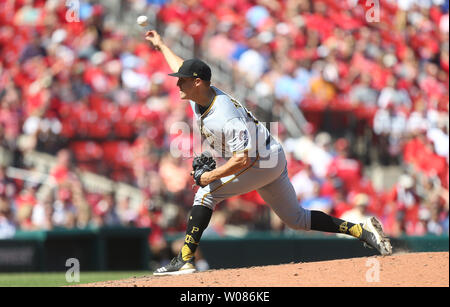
[
  {"x1": 50, "y1": 149, "x2": 73, "y2": 185},
  {"x1": 402, "y1": 129, "x2": 427, "y2": 166},
  {"x1": 419, "y1": 139, "x2": 448, "y2": 181},
  {"x1": 385, "y1": 174, "x2": 421, "y2": 236},
  {"x1": 331, "y1": 188, "x2": 352, "y2": 218}
]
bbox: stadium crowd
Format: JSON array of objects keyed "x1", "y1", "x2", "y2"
[{"x1": 0, "y1": 0, "x2": 449, "y2": 261}]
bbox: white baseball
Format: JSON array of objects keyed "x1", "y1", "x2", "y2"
[{"x1": 136, "y1": 15, "x2": 148, "y2": 27}]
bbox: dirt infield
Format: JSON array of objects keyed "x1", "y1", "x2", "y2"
[{"x1": 80, "y1": 252, "x2": 448, "y2": 287}]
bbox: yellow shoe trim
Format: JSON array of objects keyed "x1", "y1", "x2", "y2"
[
  {"x1": 181, "y1": 245, "x2": 194, "y2": 262},
  {"x1": 349, "y1": 224, "x2": 363, "y2": 238}
]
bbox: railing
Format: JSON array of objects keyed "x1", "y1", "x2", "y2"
[{"x1": 1, "y1": 146, "x2": 144, "y2": 211}]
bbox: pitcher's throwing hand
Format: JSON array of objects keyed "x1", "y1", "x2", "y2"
[{"x1": 145, "y1": 30, "x2": 162, "y2": 50}]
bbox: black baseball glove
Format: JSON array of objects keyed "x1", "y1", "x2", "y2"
[{"x1": 192, "y1": 151, "x2": 216, "y2": 187}]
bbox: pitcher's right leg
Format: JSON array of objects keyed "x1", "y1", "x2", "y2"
[
  {"x1": 257, "y1": 166, "x2": 311, "y2": 231},
  {"x1": 258, "y1": 164, "x2": 392, "y2": 255}
]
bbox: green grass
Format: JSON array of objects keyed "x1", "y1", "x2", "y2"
[{"x1": 0, "y1": 271, "x2": 150, "y2": 287}]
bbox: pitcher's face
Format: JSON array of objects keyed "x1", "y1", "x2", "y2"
[{"x1": 177, "y1": 77, "x2": 196, "y2": 100}]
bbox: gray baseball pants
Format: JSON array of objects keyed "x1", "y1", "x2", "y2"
[{"x1": 193, "y1": 145, "x2": 311, "y2": 231}]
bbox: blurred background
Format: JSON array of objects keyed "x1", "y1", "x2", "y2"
[{"x1": 0, "y1": 0, "x2": 448, "y2": 272}]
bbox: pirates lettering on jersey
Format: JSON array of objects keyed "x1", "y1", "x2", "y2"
[
  {"x1": 200, "y1": 125, "x2": 213, "y2": 140},
  {"x1": 200, "y1": 125, "x2": 215, "y2": 150}
]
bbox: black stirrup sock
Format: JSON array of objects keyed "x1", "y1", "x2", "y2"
[
  {"x1": 310, "y1": 210, "x2": 364, "y2": 238},
  {"x1": 180, "y1": 205, "x2": 213, "y2": 261}
]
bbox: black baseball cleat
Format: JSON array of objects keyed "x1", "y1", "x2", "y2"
[
  {"x1": 360, "y1": 217, "x2": 393, "y2": 256},
  {"x1": 153, "y1": 254, "x2": 196, "y2": 276}
]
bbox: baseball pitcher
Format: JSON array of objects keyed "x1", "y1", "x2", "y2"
[{"x1": 145, "y1": 30, "x2": 392, "y2": 276}]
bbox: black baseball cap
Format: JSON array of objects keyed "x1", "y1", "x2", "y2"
[{"x1": 168, "y1": 58, "x2": 212, "y2": 81}]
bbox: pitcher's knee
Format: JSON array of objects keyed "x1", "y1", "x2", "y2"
[
  {"x1": 193, "y1": 194, "x2": 216, "y2": 210},
  {"x1": 193, "y1": 188, "x2": 222, "y2": 211},
  {"x1": 283, "y1": 208, "x2": 311, "y2": 231}
]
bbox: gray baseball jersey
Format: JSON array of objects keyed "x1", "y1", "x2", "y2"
[
  {"x1": 190, "y1": 86, "x2": 311, "y2": 231},
  {"x1": 190, "y1": 86, "x2": 272, "y2": 160}
]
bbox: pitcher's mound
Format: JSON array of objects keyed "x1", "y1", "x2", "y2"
[{"x1": 80, "y1": 252, "x2": 448, "y2": 287}]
